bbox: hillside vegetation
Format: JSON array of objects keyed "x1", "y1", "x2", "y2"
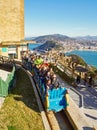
[{"x1": 35, "y1": 40, "x2": 63, "y2": 51}]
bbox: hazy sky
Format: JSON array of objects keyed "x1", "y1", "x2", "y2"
[{"x1": 24, "y1": 0, "x2": 97, "y2": 37}]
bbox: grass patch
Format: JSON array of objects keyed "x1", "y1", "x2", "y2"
[{"x1": 0, "y1": 68, "x2": 44, "y2": 130}]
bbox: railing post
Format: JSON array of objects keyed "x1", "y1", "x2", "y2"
[{"x1": 0, "y1": 77, "x2": 2, "y2": 96}]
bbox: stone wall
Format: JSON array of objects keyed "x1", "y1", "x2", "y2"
[{"x1": 0, "y1": 0, "x2": 24, "y2": 42}]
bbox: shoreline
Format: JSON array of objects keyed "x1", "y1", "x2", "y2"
[
  {"x1": 65, "y1": 49, "x2": 97, "y2": 68},
  {"x1": 65, "y1": 49, "x2": 97, "y2": 53},
  {"x1": 78, "y1": 48, "x2": 97, "y2": 51}
]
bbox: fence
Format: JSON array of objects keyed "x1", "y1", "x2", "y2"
[{"x1": 0, "y1": 66, "x2": 15, "y2": 97}]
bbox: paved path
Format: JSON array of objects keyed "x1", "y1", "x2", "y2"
[
  {"x1": 77, "y1": 84, "x2": 97, "y2": 128},
  {"x1": 57, "y1": 75, "x2": 97, "y2": 128},
  {"x1": 76, "y1": 85, "x2": 97, "y2": 109}
]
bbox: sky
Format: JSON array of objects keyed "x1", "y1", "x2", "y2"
[{"x1": 24, "y1": 0, "x2": 97, "y2": 37}]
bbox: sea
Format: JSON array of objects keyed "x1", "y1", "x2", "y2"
[
  {"x1": 28, "y1": 43, "x2": 97, "y2": 68},
  {"x1": 28, "y1": 43, "x2": 43, "y2": 50},
  {"x1": 66, "y1": 50, "x2": 97, "y2": 68}
]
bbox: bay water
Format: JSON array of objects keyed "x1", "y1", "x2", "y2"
[
  {"x1": 28, "y1": 43, "x2": 43, "y2": 50},
  {"x1": 66, "y1": 50, "x2": 97, "y2": 68}
]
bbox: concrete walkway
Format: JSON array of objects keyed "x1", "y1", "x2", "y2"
[
  {"x1": 57, "y1": 75, "x2": 97, "y2": 128},
  {"x1": 77, "y1": 84, "x2": 97, "y2": 128}
]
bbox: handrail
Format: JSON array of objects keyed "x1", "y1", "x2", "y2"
[{"x1": 70, "y1": 87, "x2": 84, "y2": 108}]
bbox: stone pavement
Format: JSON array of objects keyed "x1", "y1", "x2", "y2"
[
  {"x1": 77, "y1": 83, "x2": 97, "y2": 128},
  {"x1": 57, "y1": 75, "x2": 97, "y2": 128},
  {"x1": 76, "y1": 85, "x2": 97, "y2": 109}
]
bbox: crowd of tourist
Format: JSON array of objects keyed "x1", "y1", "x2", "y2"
[
  {"x1": 22, "y1": 51, "x2": 60, "y2": 90},
  {"x1": 75, "y1": 73, "x2": 93, "y2": 87}
]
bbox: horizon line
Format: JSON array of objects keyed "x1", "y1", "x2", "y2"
[{"x1": 25, "y1": 33, "x2": 97, "y2": 38}]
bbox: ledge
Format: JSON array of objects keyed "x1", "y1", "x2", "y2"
[{"x1": 65, "y1": 96, "x2": 93, "y2": 130}]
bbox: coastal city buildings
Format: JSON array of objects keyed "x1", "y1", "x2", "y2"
[{"x1": 60, "y1": 39, "x2": 97, "y2": 52}]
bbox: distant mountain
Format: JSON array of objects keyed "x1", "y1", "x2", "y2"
[
  {"x1": 75, "y1": 35, "x2": 97, "y2": 41},
  {"x1": 33, "y1": 34, "x2": 70, "y2": 43},
  {"x1": 26, "y1": 34, "x2": 97, "y2": 42}
]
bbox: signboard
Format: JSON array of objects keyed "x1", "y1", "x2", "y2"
[
  {"x1": 2, "y1": 48, "x2": 7, "y2": 52},
  {"x1": 8, "y1": 48, "x2": 16, "y2": 54}
]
